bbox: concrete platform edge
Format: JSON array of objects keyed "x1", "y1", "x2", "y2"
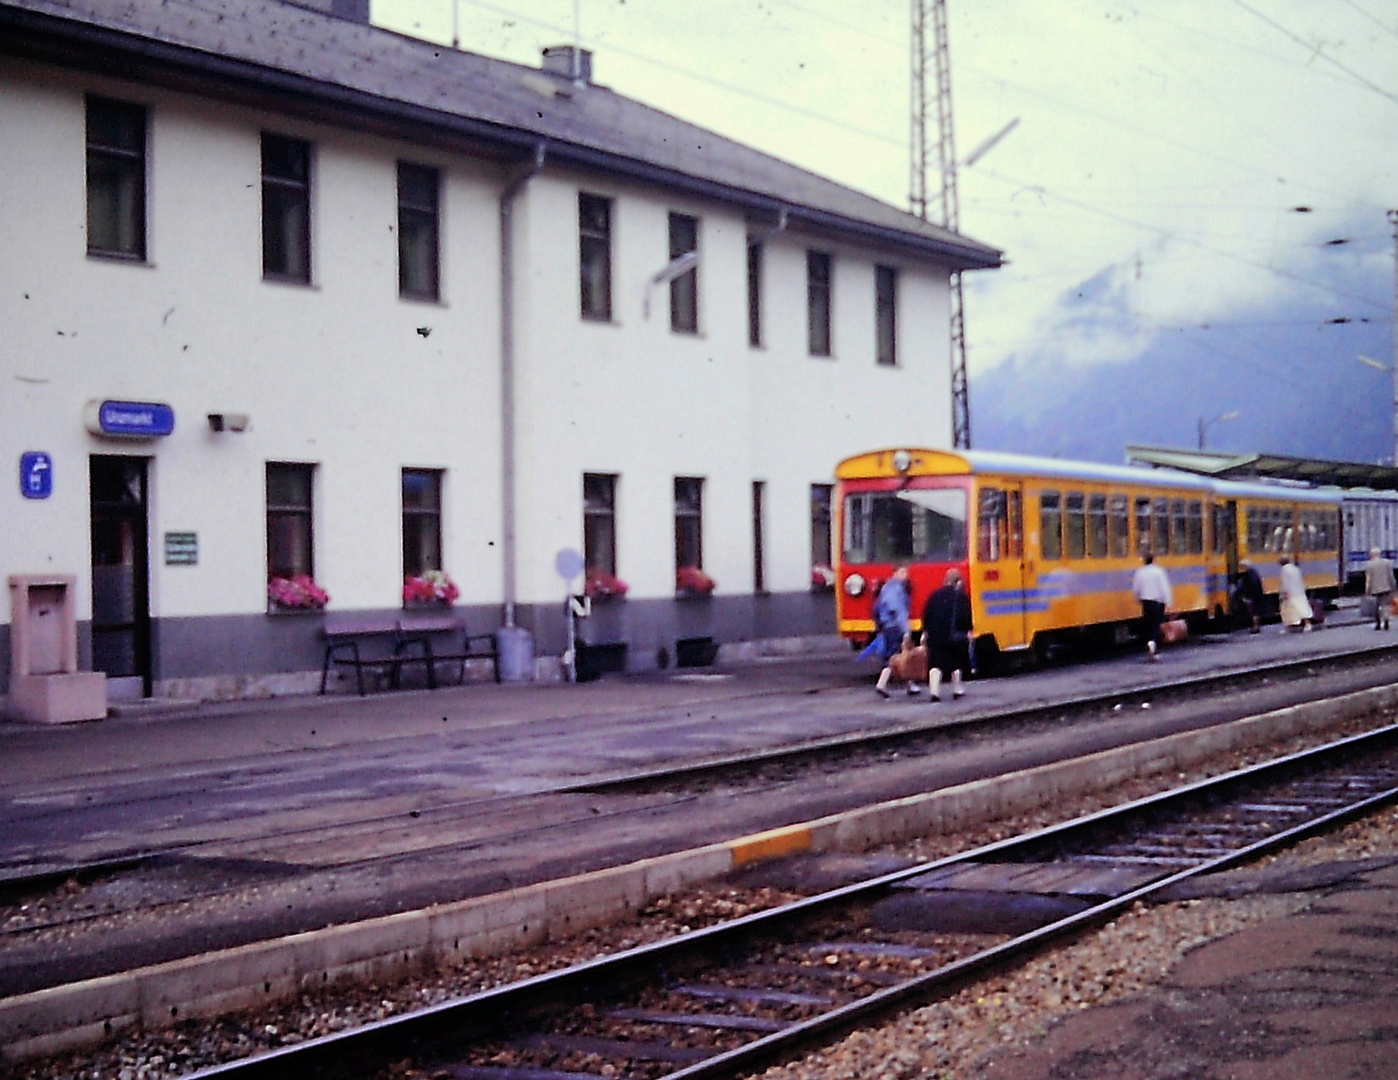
[{"x1": 3, "y1": 683, "x2": 1393, "y2": 1064}]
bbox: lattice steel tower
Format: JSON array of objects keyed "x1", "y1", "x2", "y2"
[{"x1": 911, "y1": 0, "x2": 970, "y2": 448}]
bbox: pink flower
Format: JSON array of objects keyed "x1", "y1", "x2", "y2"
[
  {"x1": 404, "y1": 571, "x2": 459, "y2": 605},
  {"x1": 268, "y1": 575, "x2": 329, "y2": 609}
]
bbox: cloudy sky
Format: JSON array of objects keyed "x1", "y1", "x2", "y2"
[{"x1": 372, "y1": 0, "x2": 1398, "y2": 456}]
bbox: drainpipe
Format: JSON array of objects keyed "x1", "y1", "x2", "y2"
[
  {"x1": 749, "y1": 205, "x2": 789, "y2": 247},
  {"x1": 499, "y1": 142, "x2": 546, "y2": 629}
]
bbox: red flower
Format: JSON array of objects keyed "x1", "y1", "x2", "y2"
[
  {"x1": 404, "y1": 572, "x2": 459, "y2": 605},
  {"x1": 268, "y1": 575, "x2": 329, "y2": 609},
  {"x1": 676, "y1": 566, "x2": 716, "y2": 595},
  {"x1": 584, "y1": 569, "x2": 629, "y2": 598}
]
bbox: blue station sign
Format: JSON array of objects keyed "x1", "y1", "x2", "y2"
[
  {"x1": 85, "y1": 399, "x2": 176, "y2": 439},
  {"x1": 19, "y1": 452, "x2": 53, "y2": 499}
]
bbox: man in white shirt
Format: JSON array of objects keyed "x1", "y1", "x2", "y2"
[{"x1": 1132, "y1": 551, "x2": 1173, "y2": 661}]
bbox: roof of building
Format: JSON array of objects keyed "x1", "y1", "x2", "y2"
[
  {"x1": 1124, "y1": 444, "x2": 1398, "y2": 492},
  {"x1": 0, "y1": 0, "x2": 1002, "y2": 270}
]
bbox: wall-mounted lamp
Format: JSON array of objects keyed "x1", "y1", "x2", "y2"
[{"x1": 208, "y1": 413, "x2": 250, "y2": 433}]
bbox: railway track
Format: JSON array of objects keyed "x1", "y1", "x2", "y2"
[{"x1": 181, "y1": 722, "x2": 1398, "y2": 1080}]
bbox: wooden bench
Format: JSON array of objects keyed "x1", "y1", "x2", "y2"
[{"x1": 320, "y1": 614, "x2": 499, "y2": 695}]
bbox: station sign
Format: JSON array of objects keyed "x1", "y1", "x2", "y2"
[
  {"x1": 19, "y1": 452, "x2": 52, "y2": 499},
  {"x1": 84, "y1": 399, "x2": 176, "y2": 439},
  {"x1": 164, "y1": 532, "x2": 198, "y2": 566}
]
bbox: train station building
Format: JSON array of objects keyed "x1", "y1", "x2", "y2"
[{"x1": 0, "y1": 0, "x2": 1002, "y2": 705}]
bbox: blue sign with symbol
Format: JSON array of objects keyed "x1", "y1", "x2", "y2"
[
  {"x1": 20, "y1": 452, "x2": 52, "y2": 499},
  {"x1": 97, "y1": 400, "x2": 175, "y2": 438}
]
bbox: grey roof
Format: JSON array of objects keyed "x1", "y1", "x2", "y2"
[
  {"x1": 1125, "y1": 444, "x2": 1398, "y2": 492},
  {"x1": 0, "y1": 0, "x2": 1002, "y2": 269}
]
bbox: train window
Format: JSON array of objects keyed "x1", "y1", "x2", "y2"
[
  {"x1": 842, "y1": 488, "x2": 968, "y2": 563},
  {"x1": 1134, "y1": 497, "x2": 1151, "y2": 555},
  {"x1": 1040, "y1": 491, "x2": 1063, "y2": 560},
  {"x1": 1088, "y1": 494, "x2": 1108, "y2": 558},
  {"x1": 1008, "y1": 489, "x2": 1023, "y2": 559},
  {"x1": 1153, "y1": 497, "x2": 1170, "y2": 557},
  {"x1": 978, "y1": 487, "x2": 1007, "y2": 562},
  {"x1": 1187, "y1": 501, "x2": 1203, "y2": 555},
  {"x1": 1109, "y1": 494, "x2": 1129, "y2": 558},
  {"x1": 1169, "y1": 499, "x2": 1187, "y2": 555},
  {"x1": 1066, "y1": 493, "x2": 1086, "y2": 559},
  {"x1": 1211, "y1": 504, "x2": 1228, "y2": 555}
]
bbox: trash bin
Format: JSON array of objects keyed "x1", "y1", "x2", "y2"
[{"x1": 495, "y1": 625, "x2": 535, "y2": 683}]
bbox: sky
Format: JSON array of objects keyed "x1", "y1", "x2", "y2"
[{"x1": 370, "y1": 0, "x2": 1398, "y2": 458}]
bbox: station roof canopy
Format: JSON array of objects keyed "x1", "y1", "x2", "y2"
[{"x1": 1125, "y1": 445, "x2": 1398, "y2": 492}]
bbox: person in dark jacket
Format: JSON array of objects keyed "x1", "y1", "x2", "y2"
[
  {"x1": 1233, "y1": 558, "x2": 1264, "y2": 634},
  {"x1": 920, "y1": 568, "x2": 972, "y2": 701}
]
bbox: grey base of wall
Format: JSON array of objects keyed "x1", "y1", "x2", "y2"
[
  {"x1": 0, "y1": 592, "x2": 838, "y2": 698},
  {"x1": 1, "y1": 683, "x2": 1388, "y2": 1064}
]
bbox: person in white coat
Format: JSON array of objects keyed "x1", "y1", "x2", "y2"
[
  {"x1": 1278, "y1": 555, "x2": 1312, "y2": 631},
  {"x1": 1132, "y1": 552, "x2": 1172, "y2": 661}
]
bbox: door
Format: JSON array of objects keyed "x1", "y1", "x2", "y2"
[
  {"x1": 90, "y1": 455, "x2": 151, "y2": 697},
  {"x1": 976, "y1": 481, "x2": 1028, "y2": 649}
]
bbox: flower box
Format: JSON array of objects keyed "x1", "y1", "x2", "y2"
[
  {"x1": 676, "y1": 565, "x2": 716, "y2": 597},
  {"x1": 404, "y1": 571, "x2": 459, "y2": 607},
  {"x1": 268, "y1": 575, "x2": 329, "y2": 611},
  {"x1": 584, "y1": 569, "x2": 629, "y2": 599}
]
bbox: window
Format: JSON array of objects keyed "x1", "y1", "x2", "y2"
[
  {"x1": 1088, "y1": 493, "x2": 1109, "y2": 558},
  {"x1": 579, "y1": 193, "x2": 612, "y2": 320},
  {"x1": 1109, "y1": 494, "x2": 1130, "y2": 558},
  {"x1": 875, "y1": 265, "x2": 897, "y2": 366},
  {"x1": 584, "y1": 473, "x2": 617, "y2": 576},
  {"x1": 1134, "y1": 497, "x2": 1152, "y2": 555},
  {"x1": 266, "y1": 463, "x2": 314, "y2": 582},
  {"x1": 1040, "y1": 491, "x2": 1063, "y2": 561},
  {"x1": 1153, "y1": 497, "x2": 1170, "y2": 556},
  {"x1": 86, "y1": 95, "x2": 146, "y2": 260},
  {"x1": 398, "y1": 163, "x2": 440, "y2": 301},
  {"x1": 262, "y1": 133, "x2": 311, "y2": 282},
  {"x1": 978, "y1": 487, "x2": 1007, "y2": 562},
  {"x1": 1170, "y1": 499, "x2": 1188, "y2": 555},
  {"x1": 747, "y1": 240, "x2": 763, "y2": 347},
  {"x1": 807, "y1": 250, "x2": 832, "y2": 356},
  {"x1": 1065, "y1": 493, "x2": 1086, "y2": 559},
  {"x1": 752, "y1": 481, "x2": 766, "y2": 594},
  {"x1": 811, "y1": 483, "x2": 834, "y2": 589},
  {"x1": 1212, "y1": 504, "x2": 1229, "y2": 556},
  {"x1": 402, "y1": 469, "x2": 443, "y2": 578},
  {"x1": 1187, "y1": 500, "x2": 1204, "y2": 554},
  {"x1": 978, "y1": 486, "x2": 1023, "y2": 562},
  {"x1": 675, "y1": 477, "x2": 704, "y2": 573},
  {"x1": 843, "y1": 488, "x2": 968, "y2": 563},
  {"x1": 669, "y1": 212, "x2": 698, "y2": 333}
]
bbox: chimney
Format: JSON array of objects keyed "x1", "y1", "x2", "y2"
[{"x1": 541, "y1": 45, "x2": 592, "y2": 83}]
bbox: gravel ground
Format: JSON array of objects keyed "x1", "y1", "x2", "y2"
[{"x1": 8, "y1": 711, "x2": 1395, "y2": 1080}]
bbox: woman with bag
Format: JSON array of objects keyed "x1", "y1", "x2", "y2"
[
  {"x1": 873, "y1": 567, "x2": 920, "y2": 698},
  {"x1": 1278, "y1": 555, "x2": 1313, "y2": 632},
  {"x1": 920, "y1": 568, "x2": 972, "y2": 701}
]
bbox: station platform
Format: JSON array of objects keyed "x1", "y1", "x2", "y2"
[{"x1": 1, "y1": 602, "x2": 1395, "y2": 872}]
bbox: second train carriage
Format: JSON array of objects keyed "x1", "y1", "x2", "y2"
[{"x1": 834, "y1": 448, "x2": 1342, "y2": 663}]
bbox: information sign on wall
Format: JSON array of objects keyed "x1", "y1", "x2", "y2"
[
  {"x1": 164, "y1": 532, "x2": 198, "y2": 566},
  {"x1": 84, "y1": 399, "x2": 176, "y2": 439},
  {"x1": 19, "y1": 452, "x2": 53, "y2": 499}
]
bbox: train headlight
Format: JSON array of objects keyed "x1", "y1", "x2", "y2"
[
  {"x1": 844, "y1": 573, "x2": 866, "y2": 597},
  {"x1": 892, "y1": 449, "x2": 912, "y2": 474}
]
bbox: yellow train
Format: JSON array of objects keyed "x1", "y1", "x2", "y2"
[{"x1": 835, "y1": 448, "x2": 1342, "y2": 663}]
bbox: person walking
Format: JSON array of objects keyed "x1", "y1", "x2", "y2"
[
  {"x1": 872, "y1": 567, "x2": 918, "y2": 698},
  {"x1": 1132, "y1": 551, "x2": 1172, "y2": 661},
  {"x1": 1233, "y1": 558, "x2": 1264, "y2": 634},
  {"x1": 1278, "y1": 555, "x2": 1313, "y2": 632},
  {"x1": 920, "y1": 568, "x2": 973, "y2": 701},
  {"x1": 1365, "y1": 547, "x2": 1395, "y2": 631}
]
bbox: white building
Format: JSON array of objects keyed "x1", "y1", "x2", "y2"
[{"x1": 0, "y1": 0, "x2": 1001, "y2": 703}]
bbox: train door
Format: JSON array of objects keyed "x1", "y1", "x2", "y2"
[
  {"x1": 975, "y1": 481, "x2": 1028, "y2": 649},
  {"x1": 90, "y1": 455, "x2": 151, "y2": 699},
  {"x1": 1223, "y1": 500, "x2": 1239, "y2": 578}
]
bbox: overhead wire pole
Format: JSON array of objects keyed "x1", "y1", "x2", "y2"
[
  {"x1": 911, "y1": 0, "x2": 971, "y2": 449},
  {"x1": 1390, "y1": 210, "x2": 1398, "y2": 465}
]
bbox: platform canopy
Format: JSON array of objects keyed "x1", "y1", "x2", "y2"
[{"x1": 1124, "y1": 445, "x2": 1398, "y2": 492}]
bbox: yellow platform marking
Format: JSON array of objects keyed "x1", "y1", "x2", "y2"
[{"x1": 729, "y1": 824, "x2": 813, "y2": 867}]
